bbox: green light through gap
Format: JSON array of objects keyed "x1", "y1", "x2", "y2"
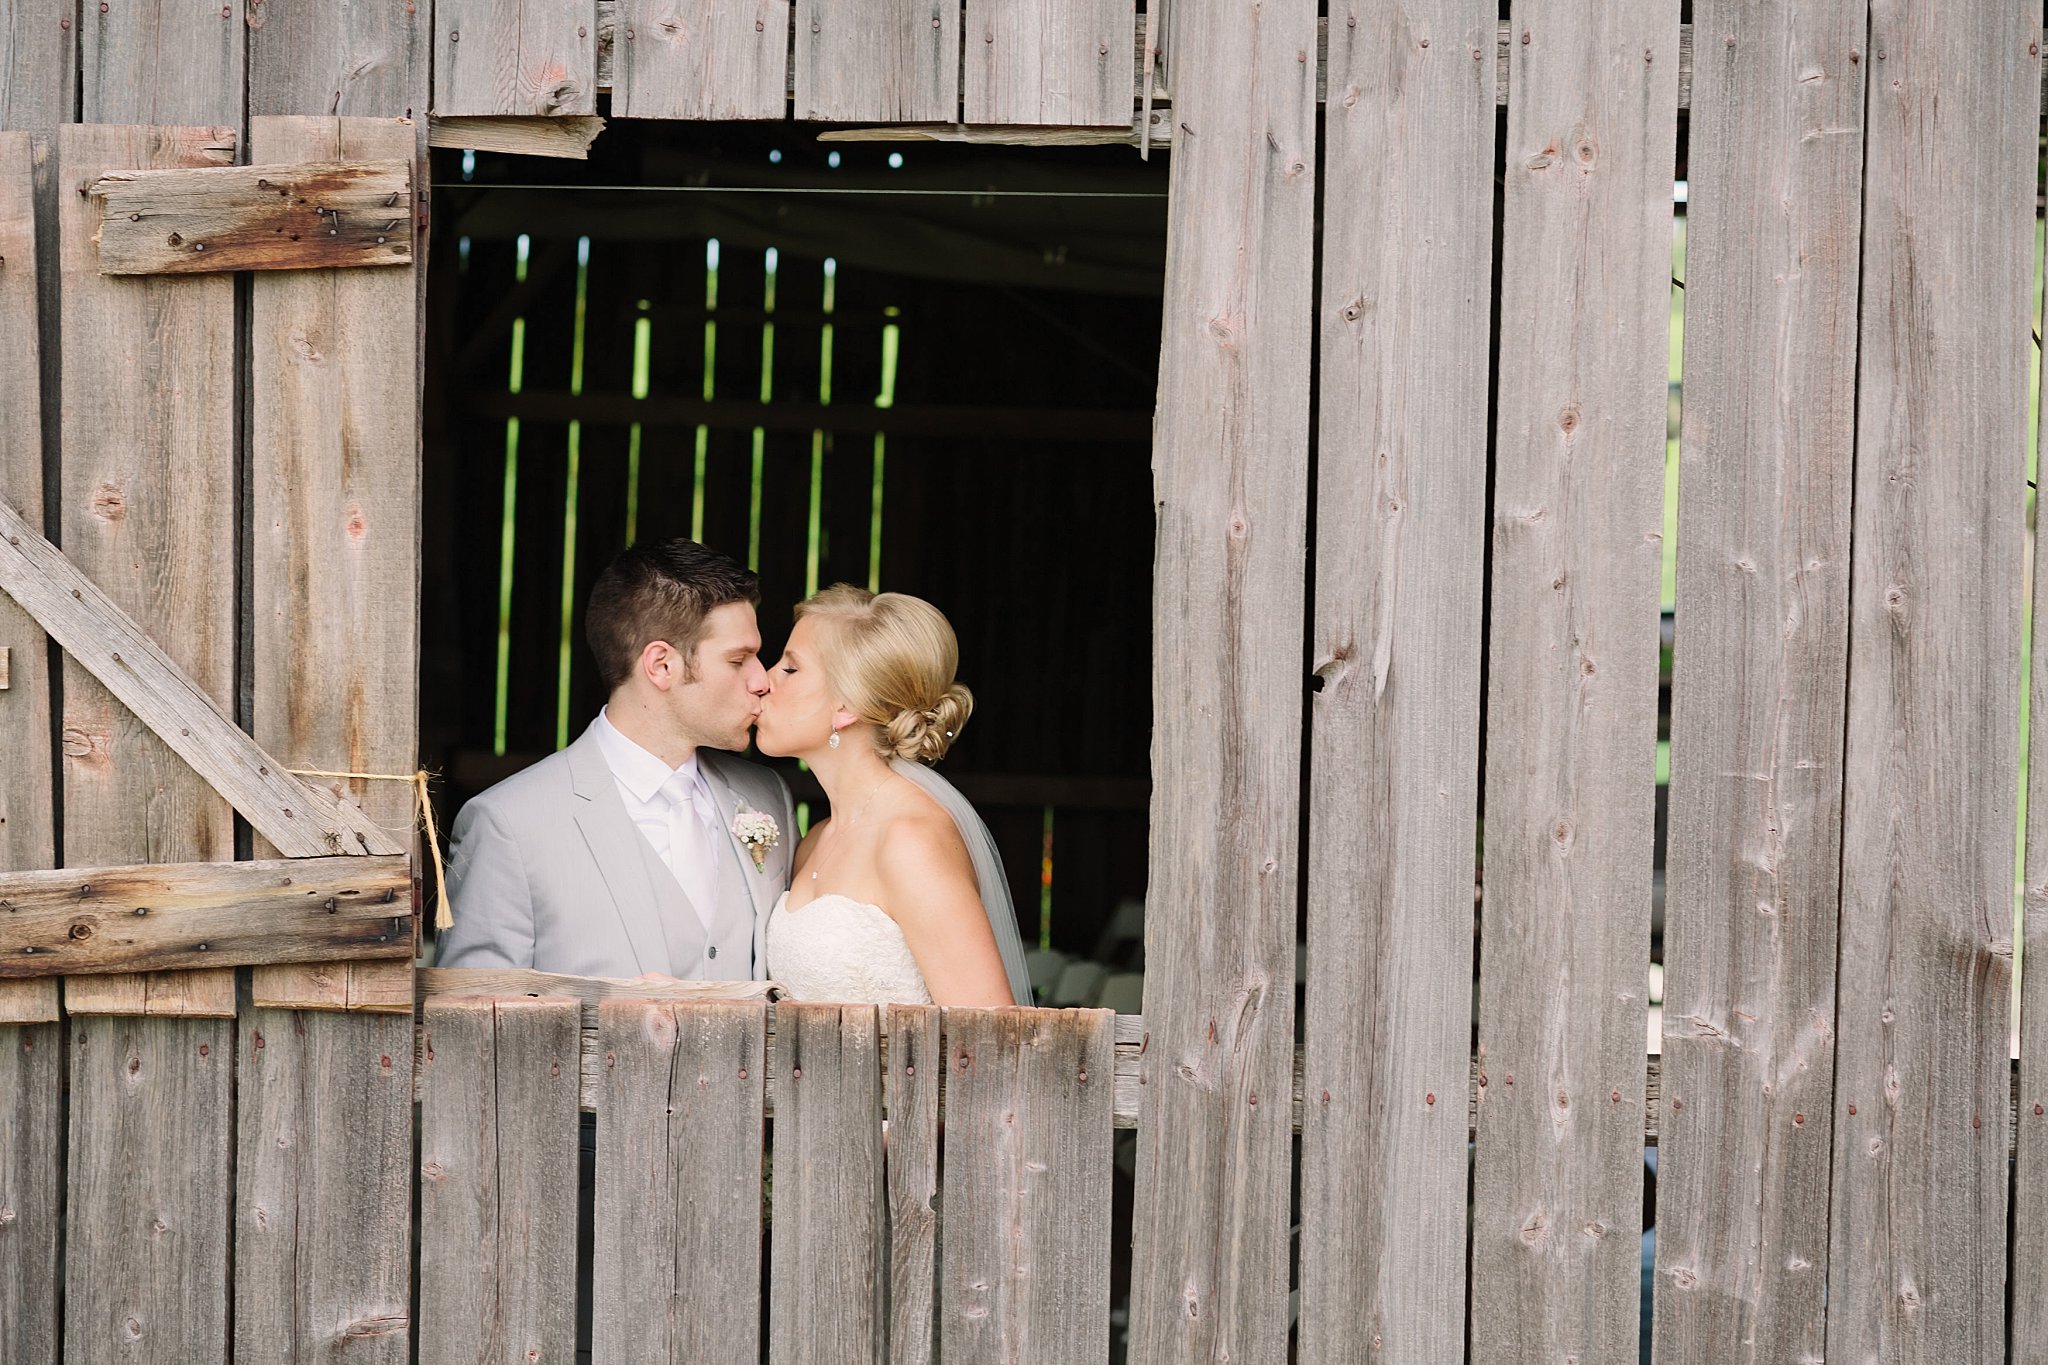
[
  {"x1": 750, "y1": 247, "x2": 778, "y2": 570},
  {"x1": 696, "y1": 239, "x2": 719, "y2": 542},
  {"x1": 557, "y1": 236, "x2": 592, "y2": 751},
  {"x1": 869, "y1": 321, "x2": 899, "y2": 590},
  {"x1": 492, "y1": 235, "x2": 533, "y2": 756},
  {"x1": 807, "y1": 258, "x2": 836, "y2": 598},
  {"x1": 626, "y1": 307, "x2": 651, "y2": 544}
]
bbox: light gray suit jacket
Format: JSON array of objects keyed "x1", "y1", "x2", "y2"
[{"x1": 435, "y1": 722, "x2": 797, "y2": 978}]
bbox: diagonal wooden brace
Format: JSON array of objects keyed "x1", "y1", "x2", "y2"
[{"x1": 0, "y1": 497, "x2": 406, "y2": 857}]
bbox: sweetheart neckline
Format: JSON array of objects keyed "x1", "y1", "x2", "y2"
[{"x1": 776, "y1": 889, "x2": 889, "y2": 918}]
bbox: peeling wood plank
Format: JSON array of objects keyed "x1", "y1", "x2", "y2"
[
  {"x1": 418, "y1": 997, "x2": 581, "y2": 1365},
  {"x1": 1650, "y1": 1, "x2": 1863, "y2": 1361},
  {"x1": 434, "y1": 0, "x2": 596, "y2": 116},
  {"x1": 234, "y1": 1009, "x2": 415, "y2": 1364},
  {"x1": 90, "y1": 157, "x2": 414, "y2": 275},
  {"x1": 0, "y1": 132, "x2": 55, "y2": 1034},
  {"x1": 1469, "y1": 2, "x2": 1678, "y2": 1360},
  {"x1": 1127, "y1": 0, "x2": 1316, "y2": 1356},
  {"x1": 1296, "y1": 2, "x2": 1496, "y2": 1360},
  {"x1": 1826, "y1": 1, "x2": 2035, "y2": 1359},
  {"x1": 793, "y1": 0, "x2": 957, "y2": 123},
  {"x1": 427, "y1": 113, "x2": 605, "y2": 157},
  {"x1": 81, "y1": 0, "x2": 245, "y2": 124},
  {"x1": 613, "y1": 0, "x2": 787, "y2": 119},
  {"x1": 0, "y1": 498, "x2": 405, "y2": 860},
  {"x1": 0, "y1": 855, "x2": 412, "y2": 978}
]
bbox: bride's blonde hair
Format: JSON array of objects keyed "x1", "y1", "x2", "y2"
[{"x1": 795, "y1": 585, "x2": 973, "y2": 763}]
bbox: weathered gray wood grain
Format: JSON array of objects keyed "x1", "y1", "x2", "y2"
[
  {"x1": 613, "y1": 0, "x2": 786, "y2": 119},
  {"x1": 0, "y1": 0, "x2": 75, "y2": 132},
  {"x1": 1651, "y1": 2, "x2": 1863, "y2": 1361},
  {"x1": 1469, "y1": 2, "x2": 1678, "y2": 1361},
  {"x1": 90, "y1": 156, "x2": 414, "y2": 275},
  {"x1": 0, "y1": 1023, "x2": 60, "y2": 1365},
  {"x1": 0, "y1": 854, "x2": 412, "y2": 976},
  {"x1": 883, "y1": 1004, "x2": 940, "y2": 1365},
  {"x1": 418, "y1": 997, "x2": 581, "y2": 1365},
  {"x1": 1127, "y1": 0, "x2": 1316, "y2": 1358},
  {"x1": 246, "y1": 115, "x2": 421, "y2": 1015},
  {"x1": 53, "y1": 122, "x2": 240, "y2": 1021},
  {"x1": 2019, "y1": 248, "x2": 2048, "y2": 1360},
  {"x1": 593, "y1": 999, "x2": 766, "y2": 1365},
  {"x1": 0, "y1": 497, "x2": 406, "y2": 863},
  {"x1": 234, "y1": 1009, "x2": 415, "y2": 1363},
  {"x1": 769, "y1": 1002, "x2": 883, "y2": 1365},
  {"x1": 1827, "y1": 3, "x2": 2036, "y2": 1361},
  {"x1": 82, "y1": 0, "x2": 245, "y2": 124},
  {"x1": 940, "y1": 1009, "x2": 1113, "y2": 1365},
  {"x1": 0, "y1": 133, "x2": 56, "y2": 1029},
  {"x1": 793, "y1": 0, "x2": 957, "y2": 123},
  {"x1": 64, "y1": 1013, "x2": 233, "y2": 1364},
  {"x1": 248, "y1": 0, "x2": 429, "y2": 121},
  {"x1": 964, "y1": 0, "x2": 1136, "y2": 127},
  {"x1": 1296, "y1": 3, "x2": 1495, "y2": 1362},
  {"x1": 434, "y1": 0, "x2": 596, "y2": 115}
]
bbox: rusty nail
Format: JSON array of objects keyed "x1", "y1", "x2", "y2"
[
  {"x1": 791, "y1": 1066, "x2": 801, "y2": 1079},
  {"x1": 931, "y1": 14, "x2": 939, "y2": 26},
  {"x1": 129, "y1": 212, "x2": 140, "y2": 221},
  {"x1": 220, "y1": 5, "x2": 229, "y2": 16},
  {"x1": 1520, "y1": 28, "x2": 1529, "y2": 44},
  {"x1": 110, "y1": 652, "x2": 121, "y2": 664},
  {"x1": 1078, "y1": 1069, "x2": 1089, "y2": 1082},
  {"x1": 60, "y1": 15, "x2": 69, "y2": 27},
  {"x1": 1671, "y1": 1098, "x2": 1682, "y2": 1111},
  {"x1": 1793, "y1": 1112, "x2": 1805, "y2": 1126},
  {"x1": 2035, "y1": 1103, "x2": 2044, "y2": 1116},
  {"x1": 98, "y1": 2, "x2": 107, "y2": 12},
  {"x1": 1425, "y1": 1091, "x2": 1436, "y2": 1106},
  {"x1": 624, "y1": 26, "x2": 633, "y2": 38},
  {"x1": 259, "y1": 765, "x2": 268, "y2": 775},
  {"x1": 1849, "y1": 48, "x2": 1860, "y2": 62},
  {"x1": 1848, "y1": 1102, "x2": 1857, "y2": 1115}
]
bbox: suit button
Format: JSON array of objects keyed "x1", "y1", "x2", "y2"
[{"x1": 708, "y1": 946, "x2": 718, "y2": 959}]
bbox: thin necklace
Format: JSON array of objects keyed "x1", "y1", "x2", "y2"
[{"x1": 810, "y1": 772, "x2": 894, "y2": 881}]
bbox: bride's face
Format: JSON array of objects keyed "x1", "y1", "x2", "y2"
[{"x1": 756, "y1": 616, "x2": 844, "y2": 758}]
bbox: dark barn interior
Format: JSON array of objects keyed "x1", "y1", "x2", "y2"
[{"x1": 418, "y1": 124, "x2": 1168, "y2": 1001}]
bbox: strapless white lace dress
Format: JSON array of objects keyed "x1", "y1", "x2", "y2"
[{"x1": 766, "y1": 890, "x2": 933, "y2": 1005}]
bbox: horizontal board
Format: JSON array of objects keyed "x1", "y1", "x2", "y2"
[
  {"x1": 90, "y1": 158, "x2": 414, "y2": 274},
  {"x1": 0, "y1": 855, "x2": 412, "y2": 977},
  {"x1": 426, "y1": 114, "x2": 605, "y2": 157}
]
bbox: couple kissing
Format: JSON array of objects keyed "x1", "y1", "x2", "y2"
[{"x1": 436, "y1": 537, "x2": 1032, "y2": 1008}]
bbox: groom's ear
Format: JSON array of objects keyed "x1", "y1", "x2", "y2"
[{"x1": 641, "y1": 639, "x2": 685, "y2": 690}]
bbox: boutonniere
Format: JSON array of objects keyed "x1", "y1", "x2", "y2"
[{"x1": 731, "y1": 805, "x2": 781, "y2": 872}]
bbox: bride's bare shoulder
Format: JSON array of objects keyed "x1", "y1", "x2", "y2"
[{"x1": 877, "y1": 788, "x2": 972, "y2": 883}]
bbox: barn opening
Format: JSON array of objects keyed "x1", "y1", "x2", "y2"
[{"x1": 416, "y1": 123, "x2": 1167, "y2": 1009}]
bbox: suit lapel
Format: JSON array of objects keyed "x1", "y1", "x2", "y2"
[
  {"x1": 565, "y1": 728, "x2": 673, "y2": 975},
  {"x1": 700, "y1": 753, "x2": 771, "y2": 926}
]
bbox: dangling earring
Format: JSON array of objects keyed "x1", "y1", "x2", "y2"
[{"x1": 827, "y1": 731, "x2": 840, "y2": 750}]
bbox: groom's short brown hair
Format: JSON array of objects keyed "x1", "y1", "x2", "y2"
[{"x1": 586, "y1": 539, "x2": 760, "y2": 689}]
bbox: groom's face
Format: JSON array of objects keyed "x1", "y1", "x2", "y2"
[{"x1": 669, "y1": 601, "x2": 770, "y2": 751}]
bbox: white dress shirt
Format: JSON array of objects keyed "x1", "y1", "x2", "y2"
[{"x1": 592, "y1": 708, "x2": 719, "y2": 929}]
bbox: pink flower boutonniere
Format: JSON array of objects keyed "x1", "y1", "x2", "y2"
[{"x1": 731, "y1": 805, "x2": 781, "y2": 872}]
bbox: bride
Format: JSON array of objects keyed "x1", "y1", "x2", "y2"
[{"x1": 754, "y1": 585, "x2": 1030, "y2": 1007}]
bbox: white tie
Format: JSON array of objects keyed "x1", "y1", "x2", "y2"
[{"x1": 663, "y1": 767, "x2": 720, "y2": 931}]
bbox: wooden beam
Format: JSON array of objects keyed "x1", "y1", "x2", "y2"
[
  {"x1": 427, "y1": 114, "x2": 606, "y2": 159},
  {"x1": 0, "y1": 856, "x2": 413, "y2": 978},
  {"x1": 0, "y1": 498, "x2": 406, "y2": 858},
  {"x1": 89, "y1": 157, "x2": 413, "y2": 275}
]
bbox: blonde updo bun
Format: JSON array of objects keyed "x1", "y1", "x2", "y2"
[{"x1": 796, "y1": 585, "x2": 974, "y2": 763}]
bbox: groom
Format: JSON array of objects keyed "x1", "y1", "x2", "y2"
[{"x1": 436, "y1": 538, "x2": 797, "y2": 980}]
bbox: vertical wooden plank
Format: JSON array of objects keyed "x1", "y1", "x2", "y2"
[
  {"x1": 1469, "y1": 2, "x2": 1678, "y2": 1361},
  {"x1": 593, "y1": 999, "x2": 766, "y2": 1365},
  {"x1": 55, "y1": 123, "x2": 238, "y2": 1021},
  {"x1": 793, "y1": 0, "x2": 957, "y2": 123},
  {"x1": 433, "y1": 0, "x2": 596, "y2": 116},
  {"x1": 0, "y1": 1024, "x2": 61, "y2": 1365},
  {"x1": 1127, "y1": 0, "x2": 1315, "y2": 1358},
  {"x1": 2018, "y1": 248, "x2": 2048, "y2": 1360},
  {"x1": 0, "y1": 133, "x2": 57, "y2": 1029},
  {"x1": 417, "y1": 997, "x2": 581, "y2": 1365},
  {"x1": 81, "y1": 0, "x2": 245, "y2": 124},
  {"x1": 963, "y1": 0, "x2": 1137, "y2": 127},
  {"x1": 613, "y1": 0, "x2": 786, "y2": 119},
  {"x1": 1650, "y1": 2, "x2": 1864, "y2": 1361},
  {"x1": 234, "y1": 1010, "x2": 415, "y2": 1363},
  {"x1": 1296, "y1": 3, "x2": 1495, "y2": 1362},
  {"x1": 940, "y1": 1008, "x2": 1113, "y2": 1365},
  {"x1": 248, "y1": 0, "x2": 429, "y2": 120},
  {"x1": 246, "y1": 114, "x2": 419, "y2": 1012},
  {"x1": 1828, "y1": 4, "x2": 2037, "y2": 1361},
  {"x1": 0, "y1": 0, "x2": 76, "y2": 132},
  {"x1": 64, "y1": 1013, "x2": 233, "y2": 1365},
  {"x1": 883, "y1": 1004, "x2": 940, "y2": 1365},
  {"x1": 769, "y1": 1001, "x2": 882, "y2": 1365}
]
